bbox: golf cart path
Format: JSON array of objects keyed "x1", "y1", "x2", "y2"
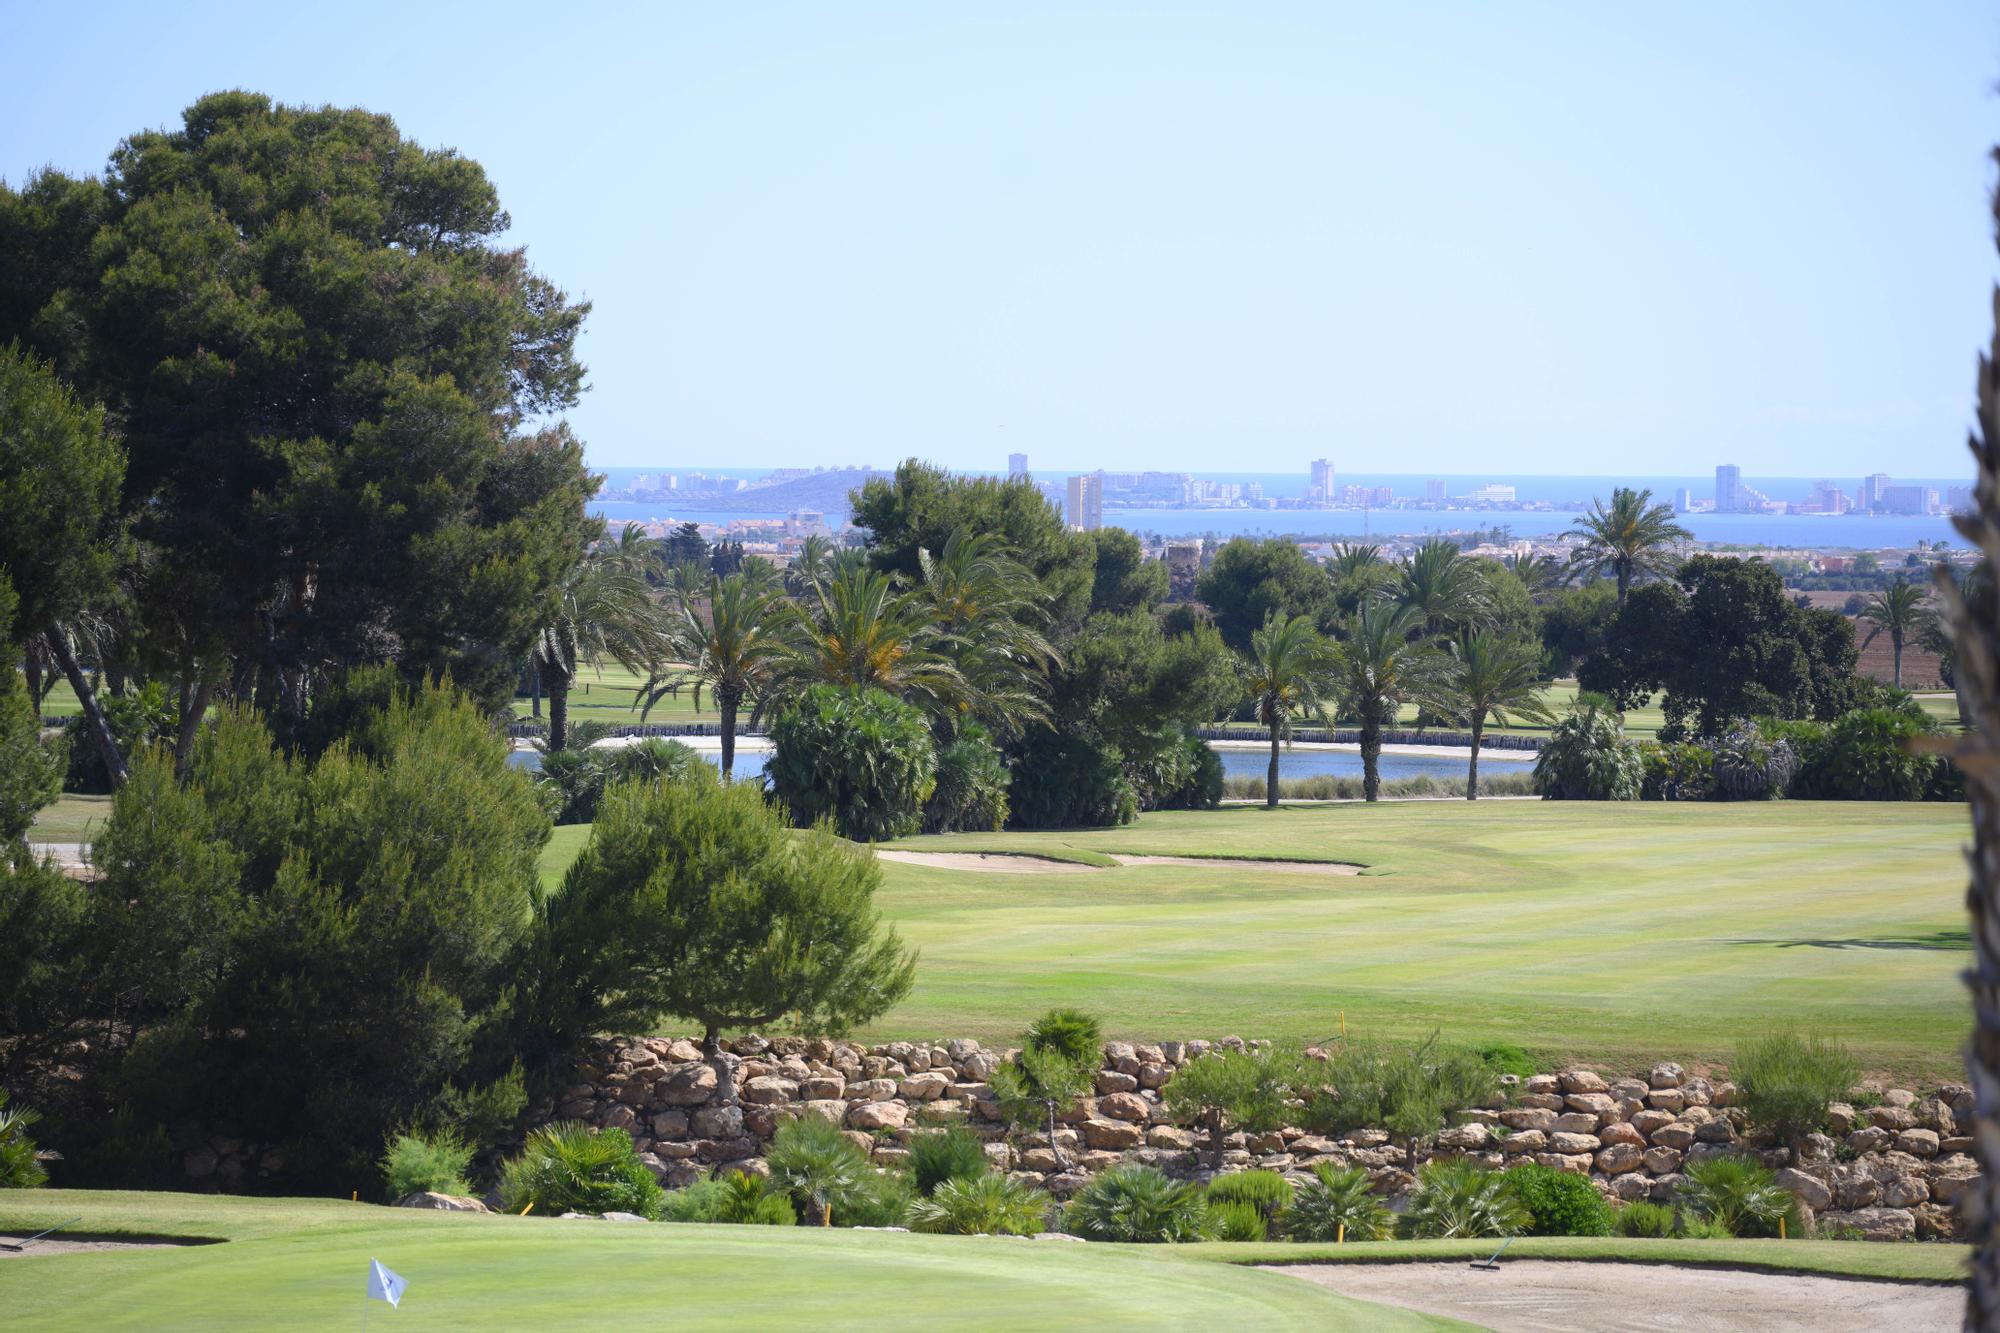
[
  {"x1": 874, "y1": 851, "x2": 1358, "y2": 875},
  {"x1": 1270, "y1": 1260, "x2": 1958, "y2": 1332}
]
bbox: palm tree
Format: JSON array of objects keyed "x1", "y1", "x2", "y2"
[
  {"x1": 1508, "y1": 552, "x2": 1568, "y2": 604},
  {"x1": 1327, "y1": 600, "x2": 1449, "y2": 802},
  {"x1": 1562, "y1": 487, "x2": 1692, "y2": 604},
  {"x1": 785, "y1": 534, "x2": 834, "y2": 597},
  {"x1": 1397, "y1": 538, "x2": 1494, "y2": 638},
  {"x1": 916, "y1": 531, "x2": 1057, "y2": 739},
  {"x1": 1328, "y1": 542, "x2": 1395, "y2": 615},
  {"x1": 1442, "y1": 631, "x2": 1554, "y2": 799},
  {"x1": 785, "y1": 561, "x2": 968, "y2": 716},
  {"x1": 1857, "y1": 578, "x2": 1931, "y2": 689},
  {"x1": 646, "y1": 570, "x2": 795, "y2": 780},
  {"x1": 1242, "y1": 611, "x2": 1335, "y2": 808},
  {"x1": 531, "y1": 524, "x2": 670, "y2": 751}
]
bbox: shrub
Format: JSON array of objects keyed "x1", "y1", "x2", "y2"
[
  {"x1": 1638, "y1": 741, "x2": 1714, "y2": 801},
  {"x1": 1788, "y1": 708, "x2": 1942, "y2": 801},
  {"x1": 1678, "y1": 1154, "x2": 1797, "y2": 1238},
  {"x1": 767, "y1": 685, "x2": 936, "y2": 842},
  {"x1": 1400, "y1": 1160, "x2": 1529, "y2": 1239},
  {"x1": 1532, "y1": 693, "x2": 1643, "y2": 800},
  {"x1": 1134, "y1": 731, "x2": 1224, "y2": 812},
  {"x1": 661, "y1": 1177, "x2": 729, "y2": 1222},
  {"x1": 1611, "y1": 1200, "x2": 1728, "y2": 1239},
  {"x1": 991, "y1": 1009, "x2": 1102, "y2": 1169},
  {"x1": 63, "y1": 682, "x2": 173, "y2": 795},
  {"x1": 710, "y1": 1171, "x2": 797, "y2": 1225},
  {"x1": 1474, "y1": 1042, "x2": 1537, "y2": 1081},
  {"x1": 1205, "y1": 1168, "x2": 1294, "y2": 1217},
  {"x1": 1503, "y1": 1161, "x2": 1612, "y2": 1237},
  {"x1": 1732, "y1": 1032, "x2": 1860, "y2": 1148},
  {"x1": 1165, "y1": 1045, "x2": 1306, "y2": 1169},
  {"x1": 498, "y1": 1122, "x2": 666, "y2": 1219},
  {"x1": 380, "y1": 1129, "x2": 475, "y2": 1199},
  {"x1": 906, "y1": 1126, "x2": 990, "y2": 1197},
  {"x1": 1064, "y1": 1164, "x2": 1213, "y2": 1242},
  {"x1": 1309, "y1": 1034, "x2": 1500, "y2": 1162},
  {"x1": 766, "y1": 1115, "x2": 871, "y2": 1227},
  {"x1": 1709, "y1": 724, "x2": 1797, "y2": 801},
  {"x1": 840, "y1": 1166, "x2": 915, "y2": 1228},
  {"x1": 1026, "y1": 1008, "x2": 1102, "y2": 1062},
  {"x1": 1207, "y1": 1199, "x2": 1268, "y2": 1241},
  {"x1": 1219, "y1": 770, "x2": 1536, "y2": 801},
  {"x1": 923, "y1": 724, "x2": 1010, "y2": 833},
  {"x1": 0, "y1": 1090, "x2": 49, "y2": 1189},
  {"x1": 1283, "y1": 1163, "x2": 1392, "y2": 1241},
  {"x1": 534, "y1": 740, "x2": 707, "y2": 826},
  {"x1": 1004, "y1": 729, "x2": 1138, "y2": 829},
  {"x1": 908, "y1": 1172, "x2": 1047, "y2": 1235}
]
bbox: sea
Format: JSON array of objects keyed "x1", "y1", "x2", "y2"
[{"x1": 588, "y1": 469, "x2": 1968, "y2": 550}]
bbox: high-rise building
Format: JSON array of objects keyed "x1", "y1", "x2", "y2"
[
  {"x1": 1425, "y1": 479, "x2": 1447, "y2": 503},
  {"x1": 1066, "y1": 474, "x2": 1103, "y2": 531},
  {"x1": 1309, "y1": 458, "x2": 1335, "y2": 502},
  {"x1": 1807, "y1": 481, "x2": 1850, "y2": 514},
  {"x1": 1673, "y1": 487, "x2": 1693, "y2": 513},
  {"x1": 1862, "y1": 473, "x2": 1892, "y2": 510},
  {"x1": 1950, "y1": 484, "x2": 1975, "y2": 514},
  {"x1": 1715, "y1": 464, "x2": 1742, "y2": 514},
  {"x1": 1880, "y1": 485, "x2": 1939, "y2": 516},
  {"x1": 1462, "y1": 484, "x2": 1515, "y2": 504},
  {"x1": 1007, "y1": 452, "x2": 1028, "y2": 477}
]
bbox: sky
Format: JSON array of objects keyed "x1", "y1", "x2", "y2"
[{"x1": 4, "y1": 2, "x2": 1997, "y2": 478}]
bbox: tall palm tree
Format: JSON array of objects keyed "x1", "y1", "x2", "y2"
[
  {"x1": 916, "y1": 531, "x2": 1057, "y2": 739},
  {"x1": 1397, "y1": 538, "x2": 1494, "y2": 638},
  {"x1": 1327, "y1": 600, "x2": 1449, "y2": 802},
  {"x1": 531, "y1": 524, "x2": 670, "y2": 751},
  {"x1": 1442, "y1": 630, "x2": 1554, "y2": 799},
  {"x1": 1562, "y1": 487, "x2": 1691, "y2": 604},
  {"x1": 1328, "y1": 542, "x2": 1395, "y2": 615},
  {"x1": 785, "y1": 561, "x2": 968, "y2": 717},
  {"x1": 647, "y1": 570, "x2": 795, "y2": 780},
  {"x1": 785, "y1": 533, "x2": 834, "y2": 597},
  {"x1": 1242, "y1": 611, "x2": 1335, "y2": 808},
  {"x1": 1509, "y1": 552, "x2": 1568, "y2": 604},
  {"x1": 1857, "y1": 578, "x2": 1931, "y2": 689}
]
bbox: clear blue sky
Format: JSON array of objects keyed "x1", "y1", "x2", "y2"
[{"x1": 5, "y1": 2, "x2": 1996, "y2": 478}]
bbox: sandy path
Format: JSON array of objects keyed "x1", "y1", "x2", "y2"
[
  {"x1": 1271, "y1": 1260, "x2": 1958, "y2": 1332},
  {"x1": 875, "y1": 851, "x2": 1360, "y2": 875}
]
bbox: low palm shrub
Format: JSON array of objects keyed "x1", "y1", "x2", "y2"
[
  {"x1": 1400, "y1": 1161, "x2": 1529, "y2": 1239},
  {"x1": 908, "y1": 1172, "x2": 1047, "y2": 1235},
  {"x1": 1732, "y1": 1032, "x2": 1859, "y2": 1148},
  {"x1": 1503, "y1": 1162, "x2": 1612, "y2": 1236},
  {"x1": 1205, "y1": 1168, "x2": 1294, "y2": 1219},
  {"x1": 711, "y1": 1171, "x2": 797, "y2": 1225},
  {"x1": 767, "y1": 685, "x2": 936, "y2": 841},
  {"x1": 1207, "y1": 1200, "x2": 1268, "y2": 1241},
  {"x1": 1679, "y1": 1154, "x2": 1797, "y2": 1238},
  {"x1": 766, "y1": 1115, "x2": 871, "y2": 1226},
  {"x1": 905, "y1": 1126, "x2": 990, "y2": 1197},
  {"x1": 0, "y1": 1090, "x2": 48, "y2": 1189},
  {"x1": 1532, "y1": 693, "x2": 1643, "y2": 800},
  {"x1": 497, "y1": 1122, "x2": 666, "y2": 1219},
  {"x1": 1615, "y1": 1201, "x2": 1732, "y2": 1240},
  {"x1": 1709, "y1": 724, "x2": 1798, "y2": 801},
  {"x1": 1283, "y1": 1163, "x2": 1393, "y2": 1242},
  {"x1": 1064, "y1": 1165, "x2": 1213, "y2": 1242},
  {"x1": 380, "y1": 1128, "x2": 475, "y2": 1199},
  {"x1": 842, "y1": 1168, "x2": 915, "y2": 1227},
  {"x1": 923, "y1": 724, "x2": 1011, "y2": 832}
]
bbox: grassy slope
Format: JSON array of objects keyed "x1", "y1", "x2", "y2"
[
  {"x1": 1192, "y1": 1235, "x2": 1967, "y2": 1282},
  {"x1": 512, "y1": 663, "x2": 710, "y2": 727},
  {"x1": 855, "y1": 801, "x2": 1969, "y2": 1081},
  {"x1": 26, "y1": 794, "x2": 112, "y2": 844},
  {"x1": 0, "y1": 1191, "x2": 1449, "y2": 1332}
]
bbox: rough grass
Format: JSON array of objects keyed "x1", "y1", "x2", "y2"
[
  {"x1": 26, "y1": 794, "x2": 112, "y2": 844},
  {"x1": 513, "y1": 663, "x2": 711, "y2": 727},
  {"x1": 0, "y1": 1191, "x2": 1446, "y2": 1331}
]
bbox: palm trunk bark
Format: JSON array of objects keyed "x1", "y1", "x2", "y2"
[
  {"x1": 1266, "y1": 717, "x2": 1281, "y2": 809},
  {"x1": 46, "y1": 629, "x2": 126, "y2": 788},
  {"x1": 1361, "y1": 703, "x2": 1383, "y2": 803},
  {"x1": 719, "y1": 686, "x2": 740, "y2": 782},
  {"x1": 1893, "y1": 633, "x2": 1904, "y2": 690},
  {"x1": 540, "y1": 660, "x2": 571, "y2": 751},
  {"x1": 1466, "y1": 716, "x2": 1483, "y2": 800}
]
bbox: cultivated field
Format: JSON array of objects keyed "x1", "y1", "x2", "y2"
[{"x1": 541, "y1": 800, "x2": 1968, "y2": 1082}]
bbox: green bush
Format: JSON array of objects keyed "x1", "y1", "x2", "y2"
[
  {"x1": 1709, "y1": 724, "x2": 1797, "y2": 801},
  {"x1": 841, "y1": 1166, "x2": 915, "y2": 1228},
  {"x1": 380, "y1": 1129, "x2": 475, "y2": 1199},
  {"x1": 1134, "y1": 731, "x2": 1224, "y2": 812},
  {"x1": 1220, "y1": 770, "x2": 1536, "y2": 801},
  {"x1": 1064, "y1": 1165, "x2": 1214, "y2": 1242},
  {"x1": 766, "y1": 1115, "x2": 872, "y2": 1226},
  {"x1": 1400, "y1": 1160, "x2": 1529, "y2": 1239},
  {"x1": 1788, "y1": 708, "x2": 1943, "y2": 801},
  {"x1": 497, "y1": 1122, "x2": 666, "y2": 1219},
  {"x1": 0, "y1": 1090, "x2": 48, "y2": 1189},
  {"x1": 1004, "y1": 729, "x2": 1138, "y2": 829},
  {"x1": 1282, "y1": 1163, "x2": 1392, "y2": 1241},
  {"x1": 1612, "y1": 1200, "x2": 1726, "y2": 1238},
  {"x1": 1679, "y1": 1154, "x2": 1797, "y2": 1238},
  {"x1": 923, "y1": 724, "x2": 1011, "y2": 833},
  {"x1": 1638, "y1": 741, "x2": 1714, "y2": 801},
  {"x1": 1474, "y1": 1042, "x2": 1537, "y2": 1081},
  {"x1": 661, "y1": 1177, "x2": 728, "y2": 1222},
  {"x1": 1025, "y1": 1008, "x2": 1103, "y2": 1063},
  {"x1": 768, "y1": 685, "x2": 937, "y2": 842},
  {"x1": 63, "y1": 682, "x2": 173, "y2": 795},
  {"x1": 1205, "y1": 1168, "x2": 1294, "y2": 1216},
  {"x1": 1732, "y1": 1032, "x2": 1859, "y2": 1147},
  {"x1": 1532, "y1": 693, "x2": 1643, "y2": 800},
  {"x1": 534, "y1": 739, "x2": 704, "y2": 825},
  {"x1": 710, "y1": 1171, "x2": 797, "y2": 1225},
  {"x1": 1165, "y1": 1045, "x2": 1307, "y2": 1168},
  {"x1": 1207, "y1": 1199, "x2": 1268, "y2": 1241},
  {"x1": 906, "y1": 1126, "x2": 991, "y2": 1197},
  {"x1": 1308, "y1": 1035, "x2": 1499, "y2": 1159},
  {"x1": 908, "y1": 1172, "x2": 1047, "y2": 1235},
  {"x1": 1502, "y1": 1161, "x2": 1612, "y2": 1237}
]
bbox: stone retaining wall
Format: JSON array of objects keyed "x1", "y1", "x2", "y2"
[{"x1": 555, "y1": 1033, "x2": 1976, "y2": 1242}]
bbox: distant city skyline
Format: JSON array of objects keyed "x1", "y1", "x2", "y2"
[{"x1": 4, "y1": 5, "x2": 1993, "y2": 478}]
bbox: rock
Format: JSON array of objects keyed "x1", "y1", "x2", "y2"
[
  {"x1": 1596, "y1": 1143, "x2": 1645, "y2": 1175},
  {"x1": 1598, "y1": 1122, "x2": 1645, "y2": 1149},
  {"x1": 1649, "y1": 1062, "x2": 1684, "y2": 1090},
  {"x1": 847, "y1": 1101, "x2": 909, "y2": 1131},
  {"x1": 1896, "y1": 1128, "x2": 1941, "y2": 1158},
  {"x1": 600, "y1": 1104, "x2": 639, "y2": 1133},
  {"x1": 690, "y1": 1105, "x2": 744, "y2": 1139},
  {"x1": 696, "y1": 1136, "x2": 758, "y2": 1163},
  {"x1": 1455, "y1": 1109, "x2": 1502, "y2": 1127},
  {"x1": 846, "y1": 1078, "x2": 898, "y2": 1103},
  {"x1": 1943, "y1": 1136, "x2": 1975, "y2": 1156},
  {"x1": 799, "y1": 1099, "x2": 848, "y2": 1124},
  {"x1": 1095, "y1": 1070, "x2": 1139, "y2": 1095},
  {"x1": 649, "y1": 1110, "x2": 689, "y2": 1140},
  {"x1": 1941, "y1": 1083, "x2": 1976, "y2": 1122},
  {"x1": 1915, "y1": 1099, "x2": 1958, "y2": 1137},
  {"x1": 1711, "y1": 1082, "x2": 1739, "y2": 1108},
  {"x1": 1929, "y1": 1155, "x2": 1981, "y2": 1206},
  {"x1": 395, "y1": 1191, "x2": 489, "y2": 1212},
  {"x1": 1560, "y1": 1069, "x2": 1609, "y2": 1094},
  {"x1": 657, "y1": 1063, "x2": 719, "y2": 1106},
  {"x1": 600, "y1": 1211, "x2": 650, "y2": 1223},
  {"x1": 1915, "y1": 1202, "x2": 1961, "y2": 1241},
  {"x1": 1340, "y1": 1129, "x2": 1391, "y2": 1148},
  {"x1": 1829, "y1": 1164, "x2": 1881, "y2": 1210},
  {"x1": 1438, "y1": 1123, "x2": 1489, "y2": 1151},
  {"x1": 801, "y1": 1075, "x2": 846, "y2": 1100},
  {"x1": 1549, "y1": 1132, "x2": 1601, "y2": 1154},
  {"x1": 1080, "y1": 1118, "x2": 1145, "y2": 1150},
  {"x1": 1610, "y1": 1172, "x2": 1653, "y2": 1201},
  {"x1": 1047, "y1": 1171, "x2": 1092, "y2": 1196},
  {"x1": 1553, "y1": 1112, "x2": 1602, "y2": 1135},
  {"x1": 1500, "y1": 1107, "x2": 1558, "y2": 1133},
  {"x1": 1096, "y1": 1092, "x2": 1151, "y2": 1123},
  {"x1": 1846, "y1": 1127, "x2": 1892, "y2": 1155},
  {"x1": 1137, "y1": 1062, "x2": 1173, "y2": 1090},
  {"x1": 1565, "y1": 1093, "x2": 1619, "y2": 1120},
  {"x1": 1775, "y1": 1168, "x2": 1832, "y2": 1212},
  {"x1": 1523, "y1": 1074, "x2": 1560, "y2": 1095},
  {"x1": 1034, "y1": 1231, "x2": 1087, "y2": 1242},
  {"x1": 1147, "y1": 1125, "x2": 1196, "y2": 1150},
  {"x1": 740, "y1": 1076, "x2": 798, "y2": 1106},
  {"x1": 1868, "y1": 1105, "x2": 1917, "y2": 1132},
  {"x1": 666, "y1": 1039, "x2": 704, "y2": 1063},
  {"x1": 946, "y1": 1037, "x2": 980, "y2": 1062},
  {"x1": 871, "y1": 1146, "x2": 911, "y2": 1167},
  {"x1": 1882, "y1": 1175, "x2": 1930, "y2": 1208},
  {"x1": 1798, "y1": 1132, "x2": 1836, "y2": 1162},
  {"x1": 184, "y1": 1146, "x2": 218, "y2": 1178},
  {"x1": 1693, "y1": 1119, "x2": 1736, "y2": 1144},
  {"x1": 1249, "y1": 1131, "x2": 1287, "y2": 1155},
  {"x1": 1642, "y1": 1146, "x2": 1684, "y2": 1175},
  {"x1": 1650, "y1": 1123, "x2": 1696, "y2": 1151},
  {"x1": 1518, "y1": 1093, "x2": 1568, "y2": 1112},
  {"x1": 1825, "y1": 1102, "x2": 1857, "y2": 1135},
  {"x1": 1648, "y1": 1173, "x2": 1684, "y2": 1202},
  {"x1": 1500, "y1": 1130, "x2": 1548, "y2": 1155},
  {"x1": 1884, "y1": 1088, "x2": 1917, "y2": 1109},
  {"x1": 1819, "y1": 1207, "x2": 1916, "y2": 1242},
  {"x1": 982, "y1": 1142, "x2": 1014, "y2": 1170},
  {"x1": 897, "y1": 1072, "x2": 952, "y2": 1102},
  {"x1": 1629, "y1": 1109, "x2": 1676, "y2": 1139},
  {"x1": 1607, "y1": 1078, "x2": 1650, "y2": 1103}
]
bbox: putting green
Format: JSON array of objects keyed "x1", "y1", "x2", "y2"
[{"x1": 0, "y1": 1191, "x2": 1449, "y2": 1331}]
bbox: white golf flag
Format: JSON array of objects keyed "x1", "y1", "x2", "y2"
[{"x1": 367, "y1": 1259, "x2": 407, "y2": 1308}]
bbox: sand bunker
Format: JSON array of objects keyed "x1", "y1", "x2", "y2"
[
  {"x1": 875, "y1": 850, "x2": 1358, "y2": 875},
  {"x1": 1272, "y1": 1260, "x2": 1959, "y2": 1333},
  {"x1": 0, "y1": 1237, "x2": 213, "y2": 1258}
]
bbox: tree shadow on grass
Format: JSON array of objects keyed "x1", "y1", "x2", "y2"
[{"x1": 1724, "y1": 931, "x2": 1970, "y2": 952}]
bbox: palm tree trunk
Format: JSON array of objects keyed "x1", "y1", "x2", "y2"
[
  {"x1": 1266, "y1": 718, "x2": 1281, "y2": 809},
  {"x1": 540, "y1": 660, "x2": 571, "y2": 751},
  {"x1": 719, "y1": 687, "x2": 739, "y2": 781},
  {"x1": 1893, "y1": 631, "x2": 1904, "y2": 690},
  {"x1": 46, "y1": 629, "x2": 126, "y2": 788},
  {"x1": 1466, "y1": 716, "x2": 1483, "y2": 801},
  {"x1": 1361, "y1": 704, "x2": 1382, "y2": 803},
  {"x1": 530, "y1": 668, "x2": 542, "y2": 720},
  {"x1": 1616, "y1": 561, "x2": 1631, "y2": 606}
]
